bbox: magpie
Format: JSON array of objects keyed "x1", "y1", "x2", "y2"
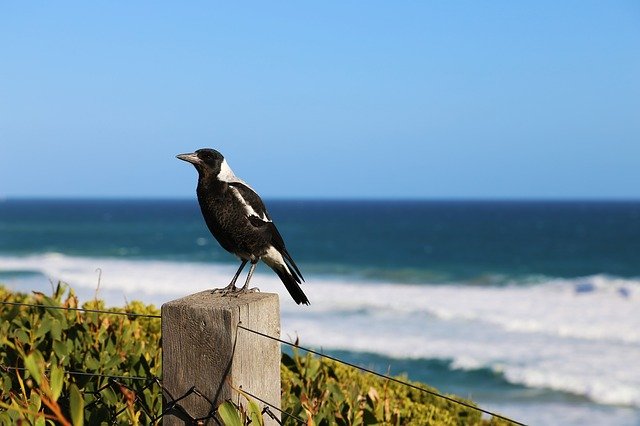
[{"x1": 176, "y1": 148, "x2": 309, "y2": 305}]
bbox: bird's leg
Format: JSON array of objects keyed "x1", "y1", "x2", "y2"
[
  {"x1": 237, "y1": 261, "x2": 260, "y2": 293},
  {"x1": 213, "y1": 259, "x2": 247, "y2": 295}
]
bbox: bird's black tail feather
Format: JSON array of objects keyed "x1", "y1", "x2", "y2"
[{"x1": 272, "y1": 265, "x2": 309, "y2": 305}]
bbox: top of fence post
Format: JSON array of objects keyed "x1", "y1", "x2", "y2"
[{"x1": 161, "y1": 290, "x2": 281, "y2": 425}]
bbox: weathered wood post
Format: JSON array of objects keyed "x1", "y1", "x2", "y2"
[{"x1": 161, "y1": 291, "x2": 281, "y2": 425}]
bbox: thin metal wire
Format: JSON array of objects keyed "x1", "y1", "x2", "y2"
[
  {"x1": 1, "y1": 365, "x2": 164, "y2": 422},
  {"x1": 0, "y1": 300, "x2": 161, "y2": 319},
  {"x1": 237, "y1": 323, "x2": 527, "y2": 426},
  {"x1": 262, "y1": 407, "x2": 284, "y2": 426},
  {"x1": 0, "y1": 364, "x2": 160, "y2": 382},
  {"x1": 239, "y1": 386, "x2": 306, "y2": 425},
  {"x1": 83, "y1": 377, "x2": 163, "y2": 423},
  {"x1": 159, "y1": 385, "x2": 220, "y2": 424},
  {"x1": 1, "y1": 298, "x2": 526, "y2": 424}
]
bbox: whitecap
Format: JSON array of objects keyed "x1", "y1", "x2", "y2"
[{"x1": 1, "y1": 253, "x2": 640, "y2": 408}]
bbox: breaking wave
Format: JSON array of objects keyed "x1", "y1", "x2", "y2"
[{"x1": 1, "y1": 253, "x2": 639, "y2": 407}]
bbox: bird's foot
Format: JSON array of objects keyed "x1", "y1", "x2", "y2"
[
  {"x1": 235, "y1": 286, "x2": 261, "y2": 295},
  {"x1": 212, "y1": 283, "x2": 238, "y2": 296},
  {"x1": 212, "y1": 284, "x2": 260, "y2": 297}
]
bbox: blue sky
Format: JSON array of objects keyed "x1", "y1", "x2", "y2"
[{"x1": 1, "y1": 2, "x2": 639, "y2": 199}]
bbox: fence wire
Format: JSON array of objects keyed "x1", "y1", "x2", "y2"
[
  {"x1": 239, "y1": 386, "x2": 306, "y2": 425},
  {"x1": 0, "y1": 364, "x2": 228, "y2": 425},
  {"x1": 0, "y1": 300, "x2": 284, "y2": 425},
  {"x1": 0, "y1": 364, "x2": 164, "y2": 424},
  {"x1": 1, "y1": 298, "x2": 526, "y2": 425},
  {"x1": 0, "y1": 299, "x2": 167, "y2": 424},
  {"x1": 238, "y1": 323, "x2": 527, "y2": 426},
  {"x1": 0, "y1": 364, "x2": 154, "y2": 382},
  {"x1": 0, "y1": 300, "x2": 161, "y2": 319},
  {"x1": 0, "y1": 364, "x2": 303, "y2": 425}
]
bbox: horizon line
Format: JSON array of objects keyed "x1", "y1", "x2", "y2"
[{"x1": 3, "y1": 196, "x2": 640, "y2": 203}]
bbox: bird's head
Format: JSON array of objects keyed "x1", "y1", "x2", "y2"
[{"x1": 176, "y1": 148, "x2": 225, "y2": 175}]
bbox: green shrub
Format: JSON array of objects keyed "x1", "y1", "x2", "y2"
[{"x1": 0, "y1": 283, "x2": 162, "y2": 425}]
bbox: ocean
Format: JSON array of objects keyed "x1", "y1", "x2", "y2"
[{"x1": 1, "y1": 199, "x2": 639, "y2": 425}]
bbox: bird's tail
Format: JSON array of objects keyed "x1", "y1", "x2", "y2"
[{"x1": 271, "y1": 264, "x2": 309, "y2": 305}]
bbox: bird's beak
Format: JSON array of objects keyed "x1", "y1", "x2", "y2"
[{"x1": 176, "y1": 152, "x2": 200, "y2": 164}]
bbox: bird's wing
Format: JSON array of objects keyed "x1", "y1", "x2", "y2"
[
  {"x1": 228, "y1": 182, "x2": 271, "y2": 223},
  {"x1": 228, "y1": 182, "x2": 304, "y2": 282},
  {"x1": 267, "y1": 221, "x2": 305, "y2": 282}
]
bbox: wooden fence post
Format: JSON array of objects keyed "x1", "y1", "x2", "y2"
[{"x1": 161, "y1": 291, "x2": 281, "y2": 425}]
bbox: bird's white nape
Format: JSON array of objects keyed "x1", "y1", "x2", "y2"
[
  {"x1": 217, "y1": 159, "x2": 258, "y2": 193},
  {"x1": 217, "y1": 159, "x2": 238, "y2": 183}
]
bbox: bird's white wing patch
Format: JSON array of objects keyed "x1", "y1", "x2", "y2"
[
  {"x1": 219, "y1": 159, "x2": 271, "y2": 222},
  {"x1": 229, "y1": 185, "x2": 271, "y2": 222}
]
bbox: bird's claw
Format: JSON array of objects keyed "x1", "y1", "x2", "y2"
[
  {"x1": 212, "y1": 284, "x2": 238, "y2": 296},
  {"x1": 211, "y1": 285, "x2": 260, "y2": 297}
]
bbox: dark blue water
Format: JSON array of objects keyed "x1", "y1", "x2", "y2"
[{"x1": 2, "y1": 199, "x2": 640, "y2": 283}]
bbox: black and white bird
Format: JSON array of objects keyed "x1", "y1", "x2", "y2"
[{"x1": 176, "y1": 148, "x2": 309, "y2": 305}]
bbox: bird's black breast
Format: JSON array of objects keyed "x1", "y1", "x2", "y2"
[{"x1": 196, "y1": 178, "x2": 271, "y2": 260}]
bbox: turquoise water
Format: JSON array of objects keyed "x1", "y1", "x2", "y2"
[{"x1": 1, "y1": 199, "x2": 639, "y2": 425}]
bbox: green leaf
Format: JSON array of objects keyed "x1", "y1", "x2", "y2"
[
  {"x1": 65, "y1": 339, "x2": 74, "y2": 355},
  {"x1": 14, "y1": 328, "x2": 29, "y2": 344},
  {"x1": 50, "y1": 319, "x2": 62, "y2": 340},
  {"x1": 217, "y1": 401, "x2": 243, "y2": 426},
  {"x1": 327, "y1": 382, "x2": 344, "y2": 403},
  {"x1": 306, "y1": 358, "x2": 320, "y2": 379},
  {"x1": 69, "y1": 383, "x2": 84, "y2": 426},
  {"x1": 84, "y1": 355, "x2": 99, "y2": 370},
  {"x1": 34, "y1": 319, "x2": 51, "y2": 339},
  {"x1": 34, "y1": 414, "x2": 46, "y2": 426},
  {"x1": 29, "y1": 391, "x2": 42, "y2": 412},
  {"x1": 100, "y1": 387, "x2": 118, "y2": 405},
  {"x1": 50, "y1": 364, "x2": 64, "y2": 401},
  {"x1": 24, "y1": 352, "x2": 44, "y2": 386},
  {"x1": 53, "y1": 339, "x2": 68, "y2": 357},
  {"x1": 247, "y1": 398, "x2": 263, "y2": 426}
]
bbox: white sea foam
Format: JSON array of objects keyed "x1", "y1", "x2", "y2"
[
  {"x1": 0, "y1": 253, "x2": 240, "y2": 298},
  {"x1": 1, "y1": 253, "x2": 640, "y2": 408}
]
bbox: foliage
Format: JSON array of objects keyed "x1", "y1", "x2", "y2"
[
  {"x1": 0, "y1": 283, "x2": 162, "y2": 425},
  {"x1": 218, "y1": 390, "x2": 265, "y2": 426},
  {"x1": 281, "y1": 350, "x2": 511, "y2": 426}
]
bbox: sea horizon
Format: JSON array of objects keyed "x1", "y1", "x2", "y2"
[{"x1": 3, "y1": 195, "x2": 640, "y2": 202}]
